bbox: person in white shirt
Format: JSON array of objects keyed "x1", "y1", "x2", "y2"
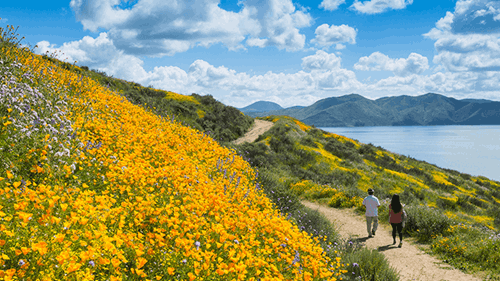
[{"x1": 362, "y1": 188, "x2": 380, "y2": 238}]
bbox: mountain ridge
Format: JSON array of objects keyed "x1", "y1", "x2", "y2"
[{"x1": 247, "y1": 93, "x2": 500, "y2": 127}]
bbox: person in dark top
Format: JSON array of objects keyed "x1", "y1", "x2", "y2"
[{"x1": 389, "y1": 194, "x2": 404, "y2": 247}]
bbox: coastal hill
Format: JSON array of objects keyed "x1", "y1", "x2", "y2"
[
  {"x1": 238, "y1": 101, "x2": 283, "y2": 112},
  {"x1": 246, "y1": 93, "x2": 500, "y2": 127},
  {"x1": 238, "y1": 101, "x2": 305, "y2": 113},
  {"x1": 2, "y1": 24, "x2": 499, "y2": 280}
]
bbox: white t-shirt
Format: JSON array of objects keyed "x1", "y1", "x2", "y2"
[{"x1": 363, "y1": 195, "x2": 380, "y2": 217}]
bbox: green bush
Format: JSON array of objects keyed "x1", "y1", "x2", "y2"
[
  {"x1": 456, "y1": 195, "x2": 477, "y2": 213},
  {"x1": 237, "y1": 142, "x2": 275, "y2": 168},
  {"x1": 299, "y1": 135, "x2": 318, "y2": 148},
  {"x1": 341, "y1": 247, "x2": 400, "y2": 281},
  {"x1": 324, "y1": 138, "x2": 362, "y2": 163},
  {"x1": 436, "y1": 197, "x2": 458, "y2": 211},
  {"x1": 403, "y1": 205, "x2": 455, "y2": 242},
  {"x1": 431, "y1": 225, "x2": 500, "y2": 275}
]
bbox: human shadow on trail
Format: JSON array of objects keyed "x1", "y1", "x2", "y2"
[
  {"x1": 377, "y1": 244, "x2": 399, "y2": 252},
  {"x1": 353, "y1": 237, "x2": 370, "y2": 244}
]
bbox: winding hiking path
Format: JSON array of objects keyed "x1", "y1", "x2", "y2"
[
  {"x1": 233, "y1": 119, "x2": 274, "y2": 145},
  {"x1": 234, "y1": 119, "x2": 483, "y2": 280},
  {"x1": 302, "y1": 201, "x2": 481, "y2": 281}
]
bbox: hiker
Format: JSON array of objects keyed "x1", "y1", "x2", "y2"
[
  {"x1": 389, "y1": 194, "x2": 405, "y2": 248},
  {"x1": 362, "y1": 188, "x2": 380, "y2": 238}
]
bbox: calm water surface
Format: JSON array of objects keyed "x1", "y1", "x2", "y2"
[{"x1": 320, "y1": 125, "x2": 500, "y2": 182}]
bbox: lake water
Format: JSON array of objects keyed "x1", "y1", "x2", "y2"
[{"x1": 320, "y1": 125, "x2": 500, "y2": 182}]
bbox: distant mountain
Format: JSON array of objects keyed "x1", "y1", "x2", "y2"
[
  {"x1": 247, "y1": 93, "x2": 500, "y2": 127},
  {"x1": 239, "y1": 101, "x2": 283, "y2": 113}
]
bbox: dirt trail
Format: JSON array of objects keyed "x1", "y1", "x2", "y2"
[
  {"x1": 233, "y1": 119, "x2": 274, "y2": 145},
  {"x1": 302, "y1": 200, "x2": 482, "y2": 281},
  {"x1": 233, "y1": 119, "x2": 482, "y2": 280}
]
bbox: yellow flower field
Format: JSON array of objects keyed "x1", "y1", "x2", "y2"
[{"x1": 0, "y1": 29, "x2": 345, "y2": 280}]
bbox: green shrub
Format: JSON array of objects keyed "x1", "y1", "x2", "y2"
[
  {"x1": 469, "y1": 196, "x2": 489, "y2": 209},
  {"x1": 341, "y1": 247, "x2": 400, "y2": 281},
  {"x1": 436, "y1": 197, "x2": 458, "y2": 211},
  {"x1": 456, "y1": 195, "x2": 476, "y2": 213},
  {"x1": 431, "y1": 225, "x2": 500, "y2": 275},
  {"x1": 237, "y1": 142, "x2": 274, "y2": 168},
  {"x1": 324, "y1": 138, "x2": 362, "y2": 163},
  {"x1": 307, "y1": 127, "x2": 324, "y2": 139},
  {"x1": 403, "y1": 205, "x2": 454, "y2": 242},
  {"x1": 299, "y1": 135, "x2": 318, "y2": 148}
]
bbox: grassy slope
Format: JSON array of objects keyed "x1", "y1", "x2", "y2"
[
  {"x1": 0, "y1": 27, "x2": 352, "y2": 280},
  {"x1": 232, "y1": 115, "x2": 500, "y2": 277}
]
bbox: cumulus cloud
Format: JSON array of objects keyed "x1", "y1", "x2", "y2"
[
  {"x1": 69, "y1": 0, "x2": 313, "y2": 56},
  {"x1": 350, "y1": 0, "x2": 413, "y2": 14},
  {"x1": 318, "y1": 0, "x2": 346, "y2": 11},
  {"x1": 354, "y1": 52, "x2": 429, "y2": 76},
  {"x1": 301, "y1": 50, "x2": 342, "y2": 71},
  {"x1": 424, "y1": 0, "x2": 500, "y2": 72},
  {"x1": 310, "y1": 24, "x2": 357, "y2": 48},
  {"x1": 35, "y1": 37, "x2": 365, "y2": 107},
  {"x1": 36, "y1": 33, "x2": 149, "y2": 82}
]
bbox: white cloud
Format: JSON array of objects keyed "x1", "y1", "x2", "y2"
[
  {"x1": 69, "y1": 0, "x2": 313, "y2": 56},
  {"x1": 354, "y1": 52, "x2": 429, "y2": 76},
  {"x1": 318, "y1": 0, "x2": 346, "y2": 11},
  {"x1": 35, "y1": 37, "x2": 366, "y2": 107},
  {"x1": 424, "y1": 0, "x2": 500, "y2": 72},
  {"x1": 301, "y1": 50, "x2": 342, "y2": 71},
  {"x1": 310, "y1": 24, "x2": 357, "y2": 48},
  {"x1": 35, "y1": 33, "x2": 149, "y2": 82},
  {"x1": 350, "y1": 0, "x2": 413, "y2": 14},
  {"x1": 361, "y1": 70, "x2": 500, "y2": 100}
]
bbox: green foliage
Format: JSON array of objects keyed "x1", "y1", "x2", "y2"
[
  {"x1": 456, "y1": 195, "x2": 477, "y2": 213},
  {"x1": 436, "y1": 197, "x2": 458, "y2": 211},
  {"x1": 403, "y1": 205, "x2": 454, "y2": 243},
  {"x1": 342, "y1": 246, "x2": 400, "y2": 281},
  {"x1": 431, "y1": 225, "x2": 500, "y2": 276},
  {"x1": 324, "y1": 137, "x2": 362, "y2": 163},
  {"x1": 299, "y1": 135, "x2": 318, "y2": 148},
  {"x1": 238, "y1": 142, "x2": 275, "y2": 168},
  {"x1": 194, "y1": 94, "x2": 254, "y2": 142}
]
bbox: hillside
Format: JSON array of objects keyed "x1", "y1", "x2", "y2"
[
  {"x1": 39, "y1": 56, "x2": 254, "y2": 144},
  {"x1": 233, "y1": 115, "x2": 500, "y2": 277},
  {"x1": 3, "y1": 24, "x2": 499, "y2": 280},
  {"x1": 247, "y1": 93, "x2": 500, "y2": 127},
  {"x1": 0, "y1": 26, "x2": 351, "y2": 280},
  {"x1": 239, "y1": 101, "x2": 283, "y2": 113}
]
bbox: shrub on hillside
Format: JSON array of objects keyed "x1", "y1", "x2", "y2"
[
  {"x1": 341, "y1": 247, "x2": 399, "y2": 281},
  {"x1": 403, "y1": 205, "x2": 455, "y2": 242},
  {"x1": 299, "y1": 135, "x2": 318, "y2": 148},
  {"x1": 431, "y1": 224, "x2": 500, "y2": 274},
  {"x1": 237, "y1": 142, "x2": 275, "y2": 167},
  {"x1": 324, "y1": 138, "x2": 362, "y2": 163},
  {"x1": 196, "y1": 95, "x2": 254, "y2": 142}
]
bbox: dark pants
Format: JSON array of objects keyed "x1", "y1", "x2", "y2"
[{"x1": 391, "y1": 223, "x2": 403, "y2": 241}]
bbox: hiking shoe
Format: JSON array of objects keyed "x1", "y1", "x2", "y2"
[
  {"x1": 368, "y1": 235, "x2": 373, "y2": 238},
  {"x1": 372, "y1": 230, "x2": 376, "y2": 236},
  {"x1": 398, "y1": 242, "x2": 403, "y2": 248}
]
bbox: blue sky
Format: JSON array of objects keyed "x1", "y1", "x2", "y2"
[{"x1": 2, "y1": 0, "x2": 500, "y2": 108}]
